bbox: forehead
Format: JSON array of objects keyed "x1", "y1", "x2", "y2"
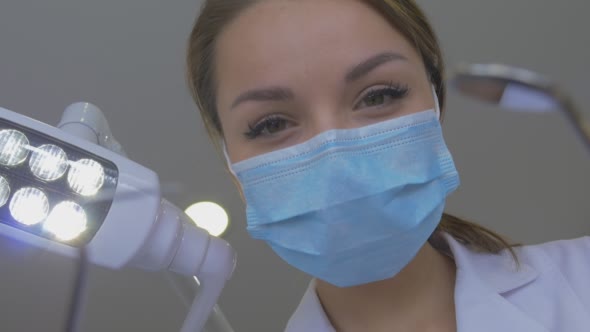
[{"x1": 214, "y1": 0, "x2": 422, "y2": 101}]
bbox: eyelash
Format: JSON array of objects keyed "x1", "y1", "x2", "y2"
[
  {"x1": 355, "y1": 82, "x2": 410, "y2": 110},
  {"x1": 243, "y1": 82, "x2": 410, "y2": 139},
  {"x1": 244, "y1": 115, "x2": 286, "y2": 140}
]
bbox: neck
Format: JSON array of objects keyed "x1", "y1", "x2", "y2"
[{"x1": 315, "y1": 242, "x2": 457, "y2": 332}]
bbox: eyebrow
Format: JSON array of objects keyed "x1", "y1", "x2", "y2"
[
  {"x1": 230, "y1": 52, "x2": 407, "y2": 110},
  {"x1": 345, "y1": 52, "x2": 408, "y2": 83},
  {"x1": 231, "y1": 86, "x2": 295, "y2": 109}
]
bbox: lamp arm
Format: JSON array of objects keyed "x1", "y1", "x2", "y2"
[
  {"x1": 58, "y1": 104, "x2": 237, "y2": 332},
  {"x1": 58, "y1": 102, "x2": 126, "y2": 156},
  {"x1": 551, "y1": 88, "x2": 590, "y2": 151},
  {"x1": 166, "y1": 275, "x2": 235, "y2": 332},
  {"x1": 168, "y1": 221, "x2": 236, "y2": 332}
]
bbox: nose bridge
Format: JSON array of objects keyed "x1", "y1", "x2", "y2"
[{"x1": 306, "y1": 103, "x2": 350, "y2": 138}]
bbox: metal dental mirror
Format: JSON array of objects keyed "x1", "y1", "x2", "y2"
[{"x1": 449, "y1": 63, "x2": 590, "y2": 151}]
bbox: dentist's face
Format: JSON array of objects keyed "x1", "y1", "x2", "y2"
[{"x1": 215, "y1": 0, "x2": 436, "y2": 163}]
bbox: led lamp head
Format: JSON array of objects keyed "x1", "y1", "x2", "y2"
[
  {"x1": 0, "y1": 104, "x2": 236, "y2": 332},
  {"x1": 0, "y1": 106, "x2": 159, "y2": 269}
]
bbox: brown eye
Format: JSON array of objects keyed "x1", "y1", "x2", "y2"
[
  {"x1": 363, "y1": 93, "x2": 386, "y2": 107},
  {"x1": 355, "y1": 83, "x2": 410, "y2": 110},
  {"x1": 244, "y1": 116, "x2": 290, "y2": 139}
]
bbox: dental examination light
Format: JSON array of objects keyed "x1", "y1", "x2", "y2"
[
  {"x1": 0, "y1": 103, "x2": 236, "y2": 332},
  {"x1": 450, "y1": 63, "x2": 590, "y2": 151}
]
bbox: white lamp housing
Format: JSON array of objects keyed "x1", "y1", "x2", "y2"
[{"x1": 0, "y1": 105, "x2": 236, "y2": 332}]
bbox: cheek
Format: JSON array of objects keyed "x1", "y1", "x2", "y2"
[
  {"x1": 218, "y1": 128, "x2": 242, "y2": 164},
  {"x1": 413, "y1": 81, "x2": 437, "y2": 111},
  {"x1": 221, "y1": 130, "x2": 257, "y2": 164},
  {"x1": 224, "y1": 143, "x2": 245, "y2": 164}
]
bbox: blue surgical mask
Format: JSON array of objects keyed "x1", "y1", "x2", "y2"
[{"x1": 229, "y1": 105, "x2": 459, "y2": 287}]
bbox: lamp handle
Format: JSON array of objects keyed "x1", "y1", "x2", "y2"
[{"x1": 177, "y1": 236, "x2": 236, "y2": 332}]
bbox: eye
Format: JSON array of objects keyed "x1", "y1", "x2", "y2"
[
  {"x1": 244, "y1": 115, "x2": 292, "y2": 139},
  {"x1": 354, "y1": 83, "x2": 410, "y2": 110}
]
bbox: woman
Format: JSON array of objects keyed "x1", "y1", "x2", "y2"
[{"x1": 187, "y1": 1, "x2": 590, "y2": 331}]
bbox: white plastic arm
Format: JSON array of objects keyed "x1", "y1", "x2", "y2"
[
  {"x1": 205, "y1": 305, "x2": 235, "y2": 332},
  {"x1": 166, "y1": 275, "x2": 235, "y2": 332},
  {"x1": 170, "y1": 227, "x2": 236, "y2": 332},
  {"x1": 58, "y1": 102, "x2": 126, "y2": 156},
  {"x1": 57, "y1": 103, "x2": 236, "y2": 331},
  {"x1": 134, "y1": 200, "x2": 236, "y2": 332}
]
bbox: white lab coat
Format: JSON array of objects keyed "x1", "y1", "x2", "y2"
[{"x1": 285, "y1": 233, "x2": 590, "y2": 331}]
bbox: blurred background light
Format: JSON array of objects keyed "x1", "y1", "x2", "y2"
[{"x1": 185, "y1": 202, "x2": 229, "y2": 237}]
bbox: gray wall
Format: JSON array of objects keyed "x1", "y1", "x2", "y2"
[{"x1": 0, "y1": 0, "x2": 588, "y2": 331}]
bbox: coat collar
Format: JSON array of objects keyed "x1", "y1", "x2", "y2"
[
  {"x1": 286, "y1": 234, "x2": 545, "y2": 332},
  {"x1": 285, "y1": 278, "x2": 335, "y2": 332},
  {"x1": 444, "y1": 234, "x2": 547, "y2": 332},
  {"x1": 443, "y1": 233, "x2": 539, "y2": 294}
]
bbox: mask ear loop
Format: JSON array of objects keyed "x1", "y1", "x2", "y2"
[
  {"x1": 221, "y1": 141, "x2": 246, "y2": 200},
  {"x1": 221, "y1": 142, "x2": 238, "y2": 177},
  {"x1": 432, "y1": 84, "x2": 441, "y2": 120}
]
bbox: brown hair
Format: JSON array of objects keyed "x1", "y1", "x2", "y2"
[{"x1": 187, "y1": 0, "x2": 518, "y2": 260}]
